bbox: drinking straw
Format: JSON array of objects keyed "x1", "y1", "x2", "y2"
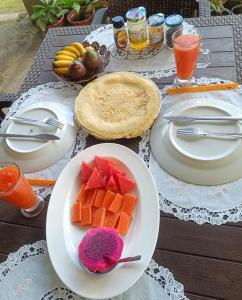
[
  {"x1": 166, "y1": 83, "x2": 239, "y2": 95},
  {"x1": 27, "y1": 178, "x2": 56, "y2": 186}
]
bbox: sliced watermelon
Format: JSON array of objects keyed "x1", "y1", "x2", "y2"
[
  {"x1": 105, "y1": 174, "x2": 119, "y2": 192},
  {"x1": 81, "y1": 161, "x2": 94, "y2": 185},
  {"x1": 85, "y1": 168, "x2": 105, "y2": 190},
  {"x1": 94, "y1": 156, "x2": 115, "y2": 177},
  {"x1": 108, "y1": 163, "x2": 124, "y2": 176},
  {"x1": 114, "y1": 173, "x2": 136, "y2": 195}
]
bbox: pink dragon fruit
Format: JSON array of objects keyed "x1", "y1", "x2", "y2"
[{"x1": 79, "y1": 227, "x2": 123, "y2": 273}]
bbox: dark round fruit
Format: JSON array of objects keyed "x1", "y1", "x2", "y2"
[
  {"x1": 69, "y1": 60, "x2": 87, "y2": 79},
  {"x1": 83, "y1": 50, "x2": 101, "y2": 71}
]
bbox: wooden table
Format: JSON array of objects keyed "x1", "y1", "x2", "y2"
[{"x1": 1, "y1": 15, "x2": 242, "y2": 300}]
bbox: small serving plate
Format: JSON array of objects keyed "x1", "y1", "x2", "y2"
[
  {"x1": 151, "y1": 98, "x2": 242, "y2": 185},
  {"x1": 0, "y1": 102, "x2": 78, "y2": 173}
]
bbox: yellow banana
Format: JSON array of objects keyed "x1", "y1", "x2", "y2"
[
  {"x1": 72, "y1": 42, "x2": 86, "y2": 56},
  {"x1": 85, "y1": 46, "x2": 94, "y2": 51},
  {"x1": 57, "y1": 50, "x2": 77, "y2": 59},
  {"x1": 54, "y1": 67, "x2": 70, "y2": 75},
  {"x1": 63, "y1": 45, "x2": 80, "y2": 57},
  {"x1": 54, "y1": 55, "x2": 75, "y2": 61},
  {"x1": 53, "y1": 60, "x2": 72, "y2": 68}
]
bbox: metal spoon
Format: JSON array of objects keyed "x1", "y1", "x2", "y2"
[{"x1": 80, "y1": 255, "x2": 141, "y2": 275}]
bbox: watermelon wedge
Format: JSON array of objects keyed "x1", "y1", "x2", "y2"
[
  {"x1": 94, "y1": 156, "x2": 114, "y2": 177},
  {"x1": 105, "y1": 175, "x2": 119, "y2": 192},
  {"x1": 108, "y1": 163, "x2": 124, "y2": 176},
  {"x1": 81, "y1": 162, "x2": 94, "y2": 185},
  {"x1": 85, "y1": 168, "x2": 105, "y2": 190},
  {"x1": 114, "y1": 173, "x2": 136, "y2": 195}
]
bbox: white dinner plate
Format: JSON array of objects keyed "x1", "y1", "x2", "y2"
[
  {"x1": 0, "y1": 102, "x2": 78, "y2": 173},
  {"x1": 151, "y1": 98, "x2": 242, "y2": 185},
  {"x1": 46, "y1": 143, "x2": 160, "y2": 299}
]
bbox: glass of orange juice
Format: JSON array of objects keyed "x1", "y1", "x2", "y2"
[
  {"x1": 0, "y1": 162, "x2": 45, "y2": 218},
  {"x1": 172, "y1": 27, "x2": 211, "y2": 86}
]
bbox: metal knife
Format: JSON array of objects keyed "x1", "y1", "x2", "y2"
[
  {"x1": 0, "y1": 133, "x2": 60, "y2": 140},
  {"x1": 164, "y1": 115, "x2": 242, "y2": 123}
]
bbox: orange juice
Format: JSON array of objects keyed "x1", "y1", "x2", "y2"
[
  {"x1": 0, "y1": 164, "x2": 36, "y2": 209},
  {"x1": 173, "y1": 35, "x2": 200, "y2": 80}
]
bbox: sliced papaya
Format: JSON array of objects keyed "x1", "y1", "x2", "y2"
[
  {"x1": 92, "y1": 207, "x2": 106, "y2": 227},
  {"x1": 102, "y1": 190, "x2": 116, "y2": 209},
  {"x1": 83, "y1": 189, "x2": 97, "y2": 207},
  {"x1": 76, "y1": 186, "x2": 89, "y2": 203},
  {"x1": 116, "y1": 212, "x2": 131, "y2": 234},
  {"x1": 121, "y1": 194, "x2": 137, "y2": 215},
  {"x1": 81, "y1": 206, "x2": 92, "y2": 226},
  {"x1": 104, "y1": 211, "x2": 119, "y2": 228},
  {"x1": 108, "y1": 193, "x2": 123, "y2": 213},
  {"x1": 71, "y1": 202, "x2": 82, "y2": 223},
  {"x1": 93, "y1": 189, "x2": 106, "y2": 207}
]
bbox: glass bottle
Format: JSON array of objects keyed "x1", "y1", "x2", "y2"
[
  {"x1": 126, "y1": 7, "x2": 148, "y2": 50},
  {"x1": 112, "y1": 16, "x2": 128, "y2": 49}
]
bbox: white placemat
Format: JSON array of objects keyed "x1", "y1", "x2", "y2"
[
  {"x1": 85, "y1": 24, "x2": 177, "y2": 78},
  {"x1": 138, "y1": 77, "x2": 242, "y2": 225},
  {"x1": 0, "y1": 82, "x2": 88, "y2": 200},
  {"x1": 0, "y1": 241, "x2": 187, "y2": 300}
]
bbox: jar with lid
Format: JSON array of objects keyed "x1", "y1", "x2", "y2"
[
  {"x1": 112, "y1": 16, "x2": 128, "y2": 49},
  {"x1": 148, "y1": 13, "x2": 165, "y2": 49},
  {"x1": 165, "y1": 15, "x2": 183, "y2": 49},
  {"x1": 126, "y1": 6, "x2": 148, "y2": 50}
]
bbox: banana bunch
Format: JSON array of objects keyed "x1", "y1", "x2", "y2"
[{"x1": 53, "y1": 42, "x2": 94, "y2": 75}]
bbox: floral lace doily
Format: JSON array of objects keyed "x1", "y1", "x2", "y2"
[
  {"x1": 0, "y1": 82, "x2": 88, "y2": 200},
  {"x1": 85, "y1": 24, "x2": 177, "y2": 78},
  {"x1": 138, "y1": 77, "x2": 242, "y2": 225},
  {"x1": 0, "y1": 240, "x2": 187, "y2": 300}
]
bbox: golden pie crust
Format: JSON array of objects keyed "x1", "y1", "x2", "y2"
[{"x1": 75, "y1": 72, "x2": 161, "y2": 139}]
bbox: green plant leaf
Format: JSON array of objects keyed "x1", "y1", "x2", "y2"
[
  {"x1": 37, "y1": 19, "x2": 47, "y2": 31},
  {"x1": 31, "y1": 10, "x2": 45, "y2": 20},
  {"x1": 73, "y1": 2, "x2": 81, "y2": 12}
]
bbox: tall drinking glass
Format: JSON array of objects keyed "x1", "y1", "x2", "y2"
[
  {"x1": 172, "y1": 27, "x2": 211, "y2": 86},
  {"x1": 0, "y1": 162, "x2": 45, "y2": 218}
]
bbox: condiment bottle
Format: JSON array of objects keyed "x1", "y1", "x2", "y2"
[
  {"x1": 126, "y1": 7, "x2": 148, "y2": 50},
  {"x1": 148, "y1": 13, "x2": 165, "y2": 49},
  {"x1": 165, "y1": 15, "x2": 183, "y2": 49},
  {"x1": 112, "y1": 16, "x2": 128, "y2": 49}
]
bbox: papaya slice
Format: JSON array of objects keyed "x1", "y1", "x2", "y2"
[
  {"x1": 102, "y1": 190, "x2": 116, "y2": 209},
  {"x1": 92, "y1": 207, "x2": 106, "y2": 227},
  {"x1": 76, "y1": 186, "x2": 89, "y2": 203},
  {"x1": 116, "y1": 212, "x2": 131, "y2": 234},
  {"x1": 121, "y1": 194, "x2": 137, "y2": 215},
  {"x1": 83, "y1": 189, "x2": 97, "y2": 207},
  {"x1": 93, "y1": 189, "x2": 106, "y2": 208},
  {"x1": 104, "y1": 211, "x2": 119, "y2": 228},
  {"x1": 71, "y1": 202, "x2": 82, "y2": 223},
  {"x1": 108, "y1": 193, "x2": 123, "y2": 213},
  {"x1": 81, "y1": 206, "x2": 92, "y2": 226}
]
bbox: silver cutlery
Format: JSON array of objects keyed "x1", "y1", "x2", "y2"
[
  {"x1": 10, "y1": 116, "x2": 64, "y2": 129},
  {"x1": 81, "y1": 255, "x2": 141, "y2": 275},
  {"x1": 164, "y1": 115, "x2": 242, "y2": 123},
  {"x1": 177, "y1": 127, "x2": 242, "y2": 138},
  {"x1": 0, "y1": 133, "x2": 60, "y2": 140}
]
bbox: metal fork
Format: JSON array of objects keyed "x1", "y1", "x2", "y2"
[
  {"x1": 10, "y1": 116, "x2": 64, "y2": 129},
  {"x1": 177, "y1": 127, "x2": 242, "y2": 138}
]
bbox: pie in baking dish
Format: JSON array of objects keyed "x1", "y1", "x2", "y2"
[{"x1": 75, "y1": 72, "x2": 161, "y2": 139}]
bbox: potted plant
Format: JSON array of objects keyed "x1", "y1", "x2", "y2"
[
  {"x1": 65, "y1": 0, "x2": 103, "y2": 26},
  {"x1": 209, "y1": 0, "x2": 231, "y2": 15},
  {"x1": 31, "y1": 0, "x2": 69, "y2": 32}
]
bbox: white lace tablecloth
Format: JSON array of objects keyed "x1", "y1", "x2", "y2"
[
  {"x1": 85, "y1": 24, "x2": 177, "y2": 78},
  {"x1": 2, "y1": 79, "x2": 242, "y2": 226},
  {"x1": 0, "y1": 241, "x2": 187, "y2": 300},
  {"x1": 138, "y1": 77, "x2": 242, "y2": 225}
]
